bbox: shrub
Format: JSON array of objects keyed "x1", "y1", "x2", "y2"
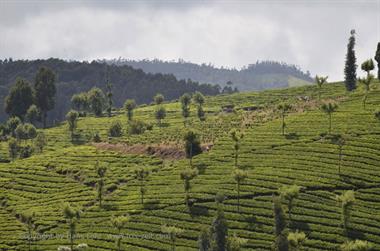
[
  {"x1": 108, "y1": 121, "x2": 123, "y2": 137},
  {"x1": 93, "y1": 132, "x2": 101, "y2": 142},
  {"x1": 19, "y1": 146, "x2": 33, "y2": 159},
  {"x1": 128, "y1": 120, "x2": 148, "y2": 135}
]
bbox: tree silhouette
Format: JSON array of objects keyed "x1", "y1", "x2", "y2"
[
  {"x1": 96, "y1": 162, "x2": 107, "y2": 207},
  {"x1": 315, "y1": 75, "x2": 328, "y2": 101},
  {"x1": 210, "y1": 207, "x2": 228, "y2": 251},
  {"x1": 358, "y1": 59, "x2": 375, "y2": 109},
  {"x1": 375, "y1": 42, "x2": 380, "y2": 79},
  {"x1": 124, "y1": 99, "x2": 136, "y2": 121},
  {"x1": 278, "y1": 185, "x2": 300, "y2": 221},
  {"x1": 183, "y1": 130, "x2": 202, "y2": 167},
  {"x1": 233, "y1": 168, "x2": 248, "y2": 213},
  {"x1": 106, "y1": 82, "x2": 113, "y2": 117},
  {"x1": 344, "y1": 30, "x2": 357, "y2": 91},
  {"x1": 5, "y1": 78, "x2": 34, "y2": 120},
  {"x1": 321, "y1": 103, "x2": 338, "y2": 134},
  {"x1": 34, "y1": 132, "x2": 47, "y2": 153},
  {"x1": 180, "y1": 93, "x2": 191, "y2": 126},
  {"x1": 134, "y1": 167, "x2": 150, "y2": 205},
  {"x1": 26, "y1": 105, "x2": 40, "y2": 125},
  {"x1": 63, "y1": 203, "x2": 81, "y2": 250},
  {"x1": 336, "y1": 190, "x2": 355, "y2": 231},
  {"x1": 273, "y1": 196, "x2": 288, "y2": 251},
  {"x1": 180, "y1": 168, "x2": 198, "y2": 207},
  {"x1": 230, "y1": 129, "x2": 244, "y2": 168},
  {"x1": 111, "y1": 215, "x2": 130, "y2": 251},
  {"x1": 155, "y1": 106, "x2": 166, "y2": 126},
  {"x1": 277, "y1": 103, "x2": 292, "y2": 135},
  {"x1": 161, "y1": 225, "x2": 184, "y2": 251},
  {"x1": 20, "y1": 211, "x2": 35, "y2": 251},
  {"x1": 193, "y1": 91, "x2": 206, "y2": 121},
  {"x1": 198, "y1": 226, "x2": 211, "y2": 251},
  {"x1": 66, "y1": 110, "x2": 79, "y2": 141},
  {"x1": 34, "y1": 67, "x2": 56, "y2": 127},
  {"x1": 332, "y1": 135, "x2": 346, "y2": 175},
  {"x1": 88, "y1": 87, "x2": 105, "y2": 117}
]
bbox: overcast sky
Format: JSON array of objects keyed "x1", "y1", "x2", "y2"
[{"x1": 1, "y1": 0, "x2": 379, "y2": 81}]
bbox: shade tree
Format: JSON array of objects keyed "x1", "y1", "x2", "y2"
[
  {"x1": 63, "y1": 203, "x2": 81, "y2": 250},
  {"x1": 87, "y1": 87, "x2": 105, "y2": 117},
  {"x1": 273, "y1": 196, "x2": 289, "y2": 251},
  {"x1": 96, "y1": 162, "x2": 107, "y2": 207},
  {"x1": 5, "y1": 78, "x2": 34, "y2": 120},
  {"x1": 358, "y1": 59, "x2": 375, "y2": 109},
  {"x1": 344, "y1": 30, "x2": 357, "y2": 91},
  {"x1": 20, "y1": 211, "x2": 35, "y2": 251},
  {"x1": 134, "y1": 167, "x2": 150, "y2": 205},
  {"x1": 277, "y1": 103, "x2": 292, "y2": 135},
  {"x1": 336, "y1": 190, "x2": 355, "y2": 231},
  {"x1": 233, "y1": 168, "x2": 248, "y2": 213},
  {"x1": 111, "y1": 215, "x2": 130, "y2": 251},
  {"x1": 230, "y1": 129, "x2": 244, "y2": 168},
  {"x1": 180, "y1": 168, "x2": 198, "y2": 207},
  {"x1": 26, "y1": 105, "x2": 40, "y2": 125},
  {"x1": 124, "y1": 99, "x2": 136, "y2": 121},
  {"x1": 315, "y1": 75, "x2": 328, "y2": 101},
  {"x1": 278, "y1": 185, "x2": 300, "y2": 221},
  {"x1": 66, "y1": 110, "x2": 79, "y2": 141},
  {"x1": 183, "y1": 130, "x2": 202, "y2": 166},
  {"x1": 34, "y1": 67, "x2": 56, "y2": 127},
  {"x1": 180, "y1": 93, "x2": 191, "y2": 126},
  {"x1": 161, "y1": 225, "x2": 184, "y2": 251},
  {"x1": 321, "y1": 103, "x2": 338, "y2": 134}
]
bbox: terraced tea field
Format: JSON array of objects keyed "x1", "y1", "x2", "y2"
[{"x1": 0, "y1": 81, "x2": 379, "y2": 250}]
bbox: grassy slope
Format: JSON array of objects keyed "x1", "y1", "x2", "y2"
[{"x1": 0, "y1": 81, "x2": 379, "y2": 250}]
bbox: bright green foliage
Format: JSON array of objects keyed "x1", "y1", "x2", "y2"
[
  {"x1": 344, "y1": 30, "x2": 357, "y2": 91},
  {"x1": 34, "y1": 67, "x2": 56, "y2": 127},
  {"x1": 108, "y1": 121, "x2": 123, "y2": 137},
  {"x1": 277, "y1": 103, "x2": 291, "y2": 135},
  {"x1": 5, "y1": 78, "x2": 34, "y2": 120},
  {"x1": 233, "y1": 168, "x2": 248, "y2": 213},
  {"x1": 63, "y1": 203, "x2": 81, "y2": 250},
  {"x1": 321, "y1": 102, "x2": 338, "y2": 134},
  {"x1": 180, "y1": 168, "x2": 198, "y2": 207},
  {"x1": 88, "y1": 87, "x2": 105, "y2": 117},
  {"x1": 111, "y1": 215, "x2": 130, "y2": 251},
  {"x1": 15, "y1": 123, "x2": 37, "y2": 142},
  {"x1": 278, "y1": 184, "x2": 300, "y2": 221},
  {"x1": 128, "y1": 119, "x2": 149, "y2": 135},
  {"x1": 161, "y1": 225, "x2": 184, "y2": 251},
  {"x1": 34, "y1": 132, "x2": 46, "y2": 153},
  {"x1": 227, "y1": 233, "x2": 247, "y2": 251},
  {"x1": 134, "y1": 167, "x2": 150, "y2": 205},
  {"x1": 336, "y1": 190, "x2": 355, "y2": 231},
  {"x1": 71, "y1": 93, "x2": 89, "y2": 115},
  {"x1": 26, "y1": 105, "x2": 40, "y2": 125},
  {"x1": 340, "y1": 240, "x2": 373, "y2": 251},
  {"x1": 6, "y1": 116, "x2": 21, "y2": 137},
  {"x1": 66, "y1": 110, "x2": 79, "y2": 140},
  {"x1": 124, "y1": 99, "x2": 136, "y2": 121},
  {"x1": 288, "y1": 231, "x2": 306, "y2": 251},
  {"x1": 315, "y1": 75, "x2": 328, "y2": 100}
]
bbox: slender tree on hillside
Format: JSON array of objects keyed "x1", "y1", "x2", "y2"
[
  {"x1": 193, "y1": 91, "x2": 206, "y2": 121},
  {"x1": 8, "y1": 137, "x2": 19, "y2": 160},
  {"x1": 332, "y1": 135, "x2": 346, "y2": 175},
  {"x1": 96, "y1": 162, "x2": 107, "y2": 207},
  {"x1": 180, "y1": 93, "x2": 192, "y2": 126},
  {"x1": 183, "y1": 130, "x2": 202, "y2": 167},
  {"x1": 198, "y1": 226, "x2": 211, "y2": 251},
  {"x1": 20, "y1": 211, "x2": 35, "y2": 251},
  {"x1": 154, "y1": 93, "x2": 164, "y2": 105},
  {"x1": 344, "y1": 30, "x2": 357, "y2": 91},
  {"x1": 71, "y1": 93, "x2": 89, "y2": 116},
  {"x1": 375, "y1": 110, "x2": 380, "y2": 122},
  {"x1": 88, "y1": 87, "x2": 105, "y2": 117},
  {"x1": 375, "y1": 42, "x2": 380, "y2": 80},
  {"x1": 34, "y1": 67, "x2": 56, "y2": 127},
  {"x1": 111, "y1": 215, "x2": 130, "y2": 251},
  {"x1": 321, "y1": 103, "x2": 338, "y2": 134},
  {"x1": 106, "y1": 82, "x2": 113, "y2": 117},
  {"x1": 336, "y1": 190, "x2": 355, "y2": 232},
  {"x1": 315, "y1": 75, "x2": 328, "y2": 101},
  {"x1": 210, "y1": 207, "x2": 228, "y2": 251},
  {"x1": 155, "y1": 106, "x2": 166, "y2": 126},
  {"x1": 287, "y1": 231, "x2": 307, "y2": 251},
  {"x1": 66, "y1": 110, "x2": 79, "y2": 141},
  {"x1": 124, "y1": 99, "x2": 136, "y2": 121},
  {"x1": 273, "y1": 196, "x2": 288, "y2": 251},
  {"x1": 359, "y1": 59, "x2": 375, "y2": 109},
  {"x1": 230, "y1": 129, "x2": 244, "y2": 168},
  {"x1": 34, "y1": 132, "x2": 47, "y2": 153},
  {"x1": 5, "y1": 78, "x2": 34, "y2": 120},
  {"x1": 277, "y1": 103, "x2": 292, "y2": 135},
  {"x1": 161, "y1": 225, "x2": 184, "y2": 251},
  {"x1": 278, "y1": 185, "x2": 300, "y2": 221},
  {"x1": 134, "y1": 167, "x2": 149, "y2": 205},
  {"x1": 180, "y1": 168, "x2": 198, "y2": 207},
  {"x1": 63, "y1": 203, "x2": 81, "y2": 250},
  {"x1": 233, "y1": 168, "x2": 248, "y2": 213}
]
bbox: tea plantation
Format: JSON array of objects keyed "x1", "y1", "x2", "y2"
[{"x1": 0, "y1": 80, "x2": 379, "y2": 250}]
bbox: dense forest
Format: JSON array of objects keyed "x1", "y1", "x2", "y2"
[
  {"x1": 104, "y1": 58, "x2": 314, "y2": 91},
  {"x1": 0, "y1": 58, "x2": 220, "y2": 124}
]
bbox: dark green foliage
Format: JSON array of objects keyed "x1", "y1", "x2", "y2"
[
  {"x1": 344, "y1": 30, "x2": 357, "y2": 91},
  {"x1": 19, "y1": 145, "x2": 33, "y2": 159},
  {"x1": 154, "y1": 106, "x2": 166, "y2": 126},
  {"x1": 63, "y1": 203, "x2": 81, "y2": 250},
  {"x1": 135, "y1": 167, "x2": 149, "y2": 205},
  {"x1": 124, "y1": 99, "x2": 136, "y2": 121},
  {"x1": 183, "y1": 130, "x2": 202, "y2": 164},
  {"x1": 128, "y1": 120, "x2": 149, "y2": 135},
  {"x1": 361, "y1": 59, "x2": 375, "y2": 74},
  {"x1": 92, "y1": 132, "x2": 101, "y2": 142},
  {"x1": 198, "y1": 227, "x2": 211, "y2": 251},
  {"x1": 34, "y1": 67, "x2": 56, "y2": 127},
  {"x1": 180, "y1": 168, "x2": 198, "y2": 207},
  {"x1": 180, "y1": 93, "x2": 191, "y2": 124},
  {"x1": 210, "y1": 207, "x2": 228, "y2": 251},
  {"x1": 375, "y1": 110, "x2": 380, "y2": 121},
  {"x1": 277, "y1": 103, "x2": 291, "y2": 135},
  {"x1": 66, "y1": 110, "x2": 79, "y2": 140},
  {"x1": 108, "y1": 121, "x2": 123, "y2": 137},
  {"x1": 375, "y1": 42, "x2": 380, "y2": 79},
  {"x1": 5, "y1": 78, "x2": 34, "y2": 120},
  {"x1": 154, "y1": 93, "x2": 164, "y2": 105},
  {"x1": 88, "y1": 87, "x2": 105, "y2": 117},
  {"x1": 96, "y1": 162, "x2": 107, "y2": 207},
  {"x1": 230, "y1": 129, "x2": 244, "y2": 168},
  {"x1": 6, "y1": 116, "x2": 21, "y2": 137},
  {"x1": 233, "y1": 168, "x2": 248, "y2": 213},
  {"x1": 106, "y1": 79, "x2": 113, "y2": 117},
  {"x1": 34, "y1": 132, "x2": 46, "y2": 153},
  {"x1": 273, "y1": 196, "x2": 288, "y2": 251},
  {"x1": 8, "y1": 137, "x2": 19, "y2": 160},
  {"x1": 194, "y1": 91, "x2": 206, "y2": 121},
  {"x1": 71, "y1": 93, "x2": 89, "y2": 116}
]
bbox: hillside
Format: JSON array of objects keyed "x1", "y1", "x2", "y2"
[
  {"x1": 106, "y1": 59, "x2": 314, "y2": 91},
  {"x1": 0, "y1": 58, "x2": 220, "y2": 124},
  {"x1": 0, "y1": 80, "x2": 380, "y2": 250}
]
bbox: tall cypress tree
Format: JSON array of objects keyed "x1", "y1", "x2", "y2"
[
  {"x1": 375, "y1": 42, "x2": 380, "y2": 80},
  {"x1": 344, "y1": 30, "x2": 357, "y2": 91}
]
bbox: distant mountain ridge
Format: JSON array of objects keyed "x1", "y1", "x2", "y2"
[{"x1": 103, "y1": 59, "x2": 313, "y2": 91}]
